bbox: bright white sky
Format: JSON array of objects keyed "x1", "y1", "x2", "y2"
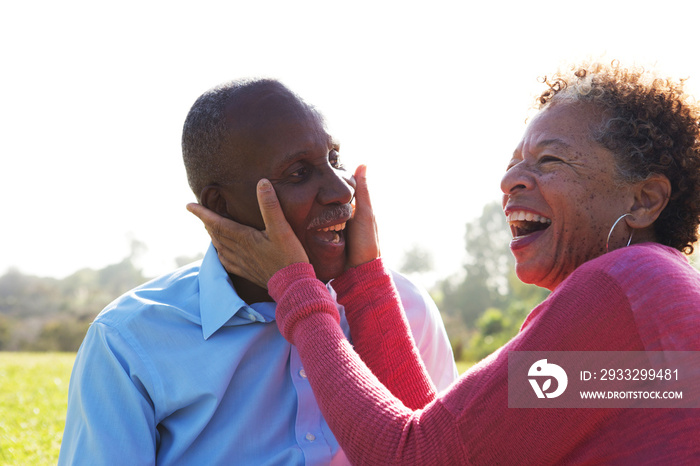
[{"x1": 2, "y1": 0, "x2": 699, "y2": 286}]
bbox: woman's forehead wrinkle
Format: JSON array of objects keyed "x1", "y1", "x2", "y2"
[{"x1": 534, "y1": 139, "x2": 574, "y2": 155}]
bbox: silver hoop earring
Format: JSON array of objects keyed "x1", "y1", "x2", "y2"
[{"x1": 606, "y1": 213, "x2": 634, "y2": 253}]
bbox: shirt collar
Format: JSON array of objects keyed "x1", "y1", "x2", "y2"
[{"x1": 199, "y1": 243, "x2": 272, "y2": 339}]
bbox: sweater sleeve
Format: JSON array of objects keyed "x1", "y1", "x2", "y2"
[
  {"x1": 269, "y1": 251, "x2": 696, "y2": 465},
  {"x1": 269, "y1": 262, "x2": 467, "y2": 465},
  {"x1": 330, "y1": 259, "x2": 436, "y2": 410},
  {"x1": 271, "y1": 260, "x2": 437, "y2": 410}
]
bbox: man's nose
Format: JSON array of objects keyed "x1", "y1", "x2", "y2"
[{"x1": 318, "y1": 169, "x2": 355, "y2": 205}]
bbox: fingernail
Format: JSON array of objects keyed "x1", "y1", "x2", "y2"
[{"x1": 258, "y1": 179, "x2": 272, "y2": 191}]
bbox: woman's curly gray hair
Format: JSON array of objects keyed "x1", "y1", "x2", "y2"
[{"x1": 537, "y1": 61, "x2": 700, "y2": 254}]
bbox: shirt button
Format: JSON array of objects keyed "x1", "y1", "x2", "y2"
[
  {"x1": 247, "y1": 313, "x2": 256, "y2": 322},
  {"x1": 299, "y1": 369, "x2": 307, "y2": 378},
  {"x1": 305, "y1": 433, "x2": 316, "y2": 442}
]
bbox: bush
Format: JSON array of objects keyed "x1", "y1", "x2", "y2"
[{"x1": 27, "y1": 319, "x2": 91, "y2": 352}]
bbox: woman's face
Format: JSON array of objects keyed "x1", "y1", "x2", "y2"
[{"x1": 501, "y1": 103, "x2": 634, "y2": 290}]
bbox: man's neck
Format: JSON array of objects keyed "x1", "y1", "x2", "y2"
[{"x1": 230, "y1": 274, "x2": 274, "y2": 304}]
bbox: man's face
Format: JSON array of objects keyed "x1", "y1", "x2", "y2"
[{"x1": 218, "y1": 99, "x2": 356, "y2": 283}]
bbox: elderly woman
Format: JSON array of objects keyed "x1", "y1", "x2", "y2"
[{"x1": 189, "y1": 62, "x2": 700, "y2": 464}]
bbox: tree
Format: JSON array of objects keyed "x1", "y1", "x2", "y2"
[
  {"x1": 399, "y1": 245, "x2": 434, "y2": 275},
  {"x1": 0, "y1": 315, "x2": 12, "y2": 350},
  {"x1": 29, "y1": 319, "x2": 91, "y2": 352},
  {"x1": 0, "y1": 241, "x2": 150, "y2": 351},
  {"x1": 438, "y1": 201, "x2": 549, "y2": 361},
  {"x1": 439, "y1": 202, "x2": 514, "y2": 327}
]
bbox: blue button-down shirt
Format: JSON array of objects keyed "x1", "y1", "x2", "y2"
[{"x1": 59, "y1": 244, "x2": 457, "y2": 465}]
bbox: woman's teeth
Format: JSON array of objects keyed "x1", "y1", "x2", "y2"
[
  {"x1": 506, "y1": 211, "x2": 552, "y2": 238},
  {"x1": 506, "y1": 211, "x2": 551, "y2": 224}
]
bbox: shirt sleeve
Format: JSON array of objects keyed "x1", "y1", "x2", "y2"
[{"x1": 59, "y1": 322, "x2": 157, "y2": 466}]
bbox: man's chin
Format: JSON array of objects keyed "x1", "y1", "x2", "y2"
[{"x1": 310, "y1": 260, "x2": 347, "y2": 284}]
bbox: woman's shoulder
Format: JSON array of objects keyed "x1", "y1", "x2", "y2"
[
  {"x1": 575, "y1": 242, "x2": 700, "y2": 311},
  {"x1": 580, "y1": 242, "x2": 695, "y2": 283},
  {"x1": 578, "y1": 242, "x2": 700, "y2": 350}
]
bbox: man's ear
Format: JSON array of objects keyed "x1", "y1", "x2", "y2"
[
  {"x1": 627, "y1": 174, "x2": 671, "y2": 229},
  {"x1": 200, "y1": 185, "x2": 230, "y2": 218}
]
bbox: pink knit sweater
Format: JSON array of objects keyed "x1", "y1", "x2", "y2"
[{"x1": 268, "y1": 243, "x2": 700, "y2": 465}]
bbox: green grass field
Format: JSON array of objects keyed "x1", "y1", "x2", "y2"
[{"x1": 0, "y1": 352, "x2": 74, "y2": 465}]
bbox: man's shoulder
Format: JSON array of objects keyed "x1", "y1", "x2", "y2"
[
  {"x1": 94, "y1": 261, "x2": 203, "y2": 328},
  {"x1": 388, "y1": 269, "x2": 427, "y2": 301},
  {"x1": 387, "y1": 269, "x2": 458, "y2": 388},
  {"x1": 386, "y1": 269, "x2": 440, "y2": 322}
]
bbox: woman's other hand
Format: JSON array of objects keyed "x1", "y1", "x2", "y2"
[
  {"x1": 187, "y1": 179, "x2": 309, "y2": 288},
  {"x1": 346, "y1": 165, "x2": 381, "y2": 268}
]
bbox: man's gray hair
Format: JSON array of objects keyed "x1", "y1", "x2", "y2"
[{"x1": 181, "y1": 78, "x2": 293, "y2": 200}]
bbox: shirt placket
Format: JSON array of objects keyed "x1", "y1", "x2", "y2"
[{"x1": 290, "y1": 345, "x2": 332, "y2": 464}]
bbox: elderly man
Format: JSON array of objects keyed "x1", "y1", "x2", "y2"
[{"x1": 59, "y1": 78, "x2": 456, "y2": 465}]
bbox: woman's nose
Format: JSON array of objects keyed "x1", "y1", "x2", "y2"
[{"x1": 500, "y1": 161, "x2": 532, "y2": 195}]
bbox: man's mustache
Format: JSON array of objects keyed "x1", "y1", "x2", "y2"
[{"x1": 307, "y1": 204, "x2": 354, "y2": 230}]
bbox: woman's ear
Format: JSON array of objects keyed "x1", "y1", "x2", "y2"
[
  {"x1": 200, "y1": 186, "x2": 230, "y2": 218},
  {"x1": 628, "y1": 174, "x2": 671, "y2": 228}
]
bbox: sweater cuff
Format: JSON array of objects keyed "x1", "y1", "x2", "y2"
[{"x1": 268, "y1": 262, "x2": 340, "y2": 344}]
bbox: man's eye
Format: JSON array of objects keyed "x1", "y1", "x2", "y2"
[
  {"x1": 539, "y1": 155, "x2": 561, "y2": 163},
  {"x1": 290, "y1": 166, "x2": 309, "y2": 179},
  {"x1": 330, "y1": 151, "x2": 344, "y2": 169}
]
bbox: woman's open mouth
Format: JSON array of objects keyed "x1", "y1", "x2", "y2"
[{"x1": 506, "y1": 210, "x2": 551, "y2": 239}]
